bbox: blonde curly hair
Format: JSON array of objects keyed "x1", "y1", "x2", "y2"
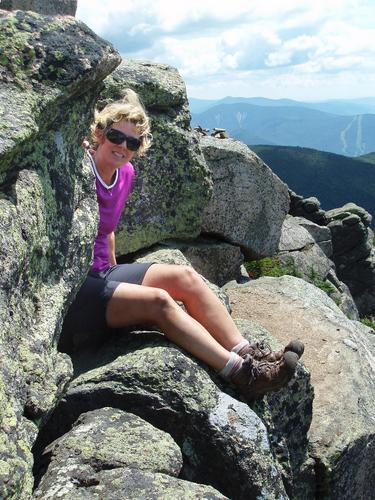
[{"x1": 90, "y1": 88, "x2": 152, "y2": 156}]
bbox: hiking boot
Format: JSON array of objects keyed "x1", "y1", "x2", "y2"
[
  {"x1": 231, "y1": 351, "x2": 299, "y2": 398},
  {"x1": 239, "y1": 339, "x2": 304, "y2": 363}
]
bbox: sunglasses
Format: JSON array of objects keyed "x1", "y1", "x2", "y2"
[{"x1": 105, "y1": 128, "x2": 142, "y2": 152}]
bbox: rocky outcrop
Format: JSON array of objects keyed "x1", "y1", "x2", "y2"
[
  {"x1": 226, "y1": 276, "x2": 375, "y2": 499},
  {"x1": 289, "y1": 190, "x2": 328, "y2": 225},
  {"x1": 201, "y1": 136, "x2": 290, "y2": 258},
  {"x1": 289, "y1": 190, "x2": 375, "y2": 317},
  {"x1": 293, "y1": 216, "x2": 333, "y2": 257},
  {"x1": 0, "y1": 10, "x2": 120, "y2": 499},
  {"x1": 33, "y1": 407, "x2": 226, "y2": 499},
  {"x1": 1, "y1": 0, "x2": 77, "y2": 16},
  {"x1": 326, "y1": 203, "x2": 375, "y2": 316},
  {"x1": 98, "y1": 59, "x2": 213, "y2": 255},
  {"x1": 277, "y1": 216, "x2": 359, "y2": 319},
  {"x1": 38, "y1": 329, "x2": 307, "y2": 499},
  {"x1": 47, "y1": 246, "x2": 313, "y2": 499}
]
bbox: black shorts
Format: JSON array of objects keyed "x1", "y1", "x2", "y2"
[{"x1": 60, "y1": 262, "x2": 153, "y2": 352}]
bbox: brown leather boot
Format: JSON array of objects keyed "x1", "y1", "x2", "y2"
[
  {"x1": 239, "y1": 339, "x2": 304, "y2": 362},
  {"x1": 231, "y1": 351, "x2": 299, "y2": 398}
]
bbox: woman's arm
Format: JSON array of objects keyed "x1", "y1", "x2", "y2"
[{"x1": 108, "y1": 231, "x2": 117, "y2": 266}]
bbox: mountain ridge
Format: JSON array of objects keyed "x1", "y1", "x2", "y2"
[
  {"x1": 189, "y1": 96, "x2": 375, "y2": 115},
  {"x1": 192, "y1": 102, "x2": 375, "y2": 156}
]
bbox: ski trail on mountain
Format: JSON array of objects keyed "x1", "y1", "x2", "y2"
[
  {"x1": 236, "y1": 111, "x2": 247, "y2": 126},
  {"x1": 356, "y1": 114, "x2": 365, "y2": 155},
  {"x1": 214, "y1": 113, "x2": 223, "y2": 127},
  {"x1": 339, "y1": 115, "x2": 366, "y2": 155},
  {"x1": 340, "y1": 116, "x2": 357, "y2": 155}
]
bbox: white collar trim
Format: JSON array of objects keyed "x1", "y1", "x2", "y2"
[{"x1": 87, "y1": 151, "x2": 118, "y2": 189}]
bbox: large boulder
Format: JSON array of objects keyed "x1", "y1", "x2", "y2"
[
  {"x1": 229, "y1": 318, "x2": 314, "y2": 500},
  {"x1": 226, "y1": 276, "x2": 375, "y2": 499},
  {"x1": 0, "y1": 10, "x2": 120, "y2": 498},
  {"x1": 97, "y1": 59, "x2": 212, "y2": 255},
  {"x1": 39, "y1": 332, "x2": 290, "y2": 500},
  {"x1": 1, "y1": 0, "x2": 77, "y2": 15},
  {"x1": 201, "y1": 137, "x2": 289, "y2": 258},
  {"x1": 33, "y1": 408, "x2": 226, "y2": 499},
  {"x1": 293, "y1": 216, "x2": 333, "y2": 257},
  {"x1": 277, "y1": 215, "x2": 358, "y2": 319}
]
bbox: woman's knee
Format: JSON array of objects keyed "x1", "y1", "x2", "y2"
[
  {"x1": 175, "y1": 265, "x2": 202, "y2": 292},
  {"x1": 148, "y1": 287, "x2": 176, "y2": 317}
]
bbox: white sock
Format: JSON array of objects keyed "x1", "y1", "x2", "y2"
[
  {"x1": 218, "y1": 352, "x2": 243, "y2": 380},
  {"x1": 231, "y1": 339, "x2": 250, "y2": 356}
]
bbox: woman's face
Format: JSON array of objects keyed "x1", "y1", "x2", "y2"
[{"x1": 97, "y1": 120, "x2": 140, "y2": 167}]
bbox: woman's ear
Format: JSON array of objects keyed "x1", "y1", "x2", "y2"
[{"x1": 94, "y1": 126, "x2": 105, "y2": 145}]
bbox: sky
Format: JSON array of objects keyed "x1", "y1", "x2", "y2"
[{"x1": 76, "y1": 0, "x2": 375, "y2": 101}]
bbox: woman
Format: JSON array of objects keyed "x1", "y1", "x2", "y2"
[{"x1": 63, "y1": 89, "x2": 304, "y2": 398}]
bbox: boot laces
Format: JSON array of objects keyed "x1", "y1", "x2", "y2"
[
  {"x1": 253, "y1": 340, "x2": 272, "y2": 358},
  {"x1": 243, "y1": 355, "x2": 273, "y2": 384}
]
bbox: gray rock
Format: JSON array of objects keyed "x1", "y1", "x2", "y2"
[
  {"x1": 226, "y1": 276, "x2": 375, "y2": 499},
  {"x1": 99, "y1": 59, "x2": 212, "y2": 255},
  {"x1": 34, "y1": 465, "x2": 227, "y2": 499},
  {"x1": 232, "y1": 319, "x2": 314, "y2": 499},
  {"x1": 33, "y1": 407, "x2": 188, "y2": 497},
  {"x1": 161, "y1": 237, "x2": 244, "y2": 286},
  {"x1": 278, "y1": 215, "x2": 315, "y2": 252},
  {"x1": 40, "y1": 407, "x2": 182, "y2": 475},
  {"x1": 303, "y1": 196, "x2": 321, "y2": 213},
  {"x1": 1, "y1": 0, "x2": 77, "y2": 16},
  {"x1": 278, "y1": 216, "x2": 359, "y2": 319},
  {"x1": 327, "y1": 203, "x2": 375, "y2": 315},
  {"x1": 294, "y1": 217, "x2": 333, "y2": 257},
  {"x1": 326, "y1": 202, "x2": 373, "y2": 227},
  {"x1": 325, "y1": 270, "x2": 359, "y2": 320},
  {"x1": 279, "y1": 245, "x2": 333, "y2": 282},
  {"x1": 289, "y1": 190, "x2": 328, "y2": 225},
  {"x1": 42, "y1": 333, "x2": 288, "y2": 499},
  {"x1": 0, "y1": 10, "x2": 120, "y2": 499},
  {"x1": 100, "y1": 58, "x2": 189, "y2": 117},
  {"x1": 201, "y1": 136, "x2": 289, "y2": 257}
]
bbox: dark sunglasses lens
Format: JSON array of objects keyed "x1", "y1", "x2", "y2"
[
  {"x1": 105, "y1": 129, "x2": 141, "y2": 151},
  {"x1": 126, "y1": 137, "x2": 141, "y2": 151},
  {"x1": 105, "y1": 128, "x2": 125, "y2": 144}
]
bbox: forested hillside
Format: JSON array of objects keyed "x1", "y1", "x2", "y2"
[{"x1": 250, "y1": 145, "x2": 375, "y2": 219}]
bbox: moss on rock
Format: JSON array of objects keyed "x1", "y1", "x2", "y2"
[
  {"x1": 0, "y1": 9, "x2": 121, "y2": 498},
  {"x1": 99, "y1": 59, "x2": 212, "y2": 255}
]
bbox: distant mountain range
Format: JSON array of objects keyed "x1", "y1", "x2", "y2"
[
  {"x1": 250, "y1": 145, "x2": 375, "y2": 220},
  {"x1": 190, "y1": 97, "x2": 375, "y2": 157},
  {"x1": 189, "y1": 96, "x2": 375, "y2": 115}
]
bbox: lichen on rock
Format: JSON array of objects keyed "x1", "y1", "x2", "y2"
[{"x1": 0, "y1": 9, "x2": 121, "y2": 498}]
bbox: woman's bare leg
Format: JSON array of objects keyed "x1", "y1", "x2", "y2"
[
  {"x1": 105, "y1": 282, "x2": 231, "y2": 371},
  {"x1": 141, "y1": 264, "x2": 245, "y2": 350}
]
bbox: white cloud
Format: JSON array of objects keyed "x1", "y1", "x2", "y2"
[{"x1": 76, "y1": 0, "x2": 375, "y2": 100}]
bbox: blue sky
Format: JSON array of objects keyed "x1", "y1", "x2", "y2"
[{"x1": 76, "y1": 0, "x2": 375, "y2": 101}]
